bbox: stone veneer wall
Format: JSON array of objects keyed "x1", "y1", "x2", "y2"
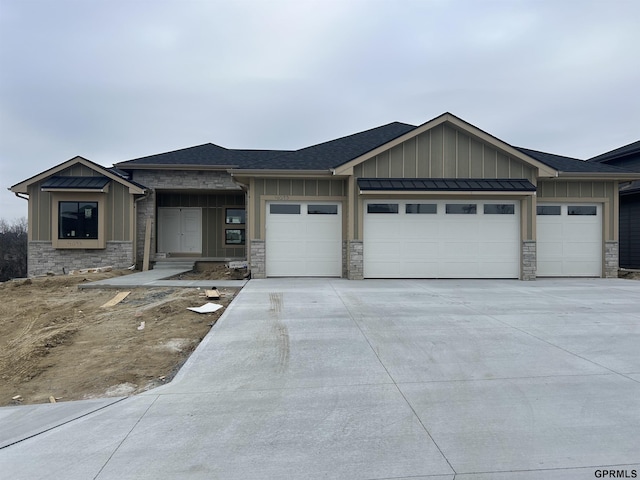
[
  {"x1": 28, "y1": 241, "x2": 134, "y2": 276},
  {"x1": 604, "y1": 241, "x2": 619, "y2": 278},
  {"x1": 521, "y1": 240, "x2": 536, "y2": 281},
  {"x1": 348, "y1": 240, "x2": 364, "y2": 280},
  {"x1": 250, "y1": 239, "x2": 266, "y2": 279},
  {"x1": 131, "y1": 170, "x2": 242, "y2": 265}
]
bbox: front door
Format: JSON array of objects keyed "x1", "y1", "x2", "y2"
[{"x1": 158, "y1": 207, "x2": 202, "y2": 254}]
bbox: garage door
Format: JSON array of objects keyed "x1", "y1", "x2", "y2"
[
  {"x1": 266, "y1": 202, "x2": 342, "y2": 277},
  {"x1": 363, "y1": 200, "x2": 520, "y2": 278},
  {"x1": 537, "y1": 203, "x2": 602, "y2": 276}
]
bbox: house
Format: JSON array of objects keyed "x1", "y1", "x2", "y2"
[
  {"x1": 10, "y1": 113, "x2": 640, "y2": 280},
  {"x1": 588, "y1": 140, "x2": 640, "y2": 269}
]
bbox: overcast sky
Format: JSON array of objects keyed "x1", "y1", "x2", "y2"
[{"x1": 1, "y1": 0, "x2": 639, "y2": 221}]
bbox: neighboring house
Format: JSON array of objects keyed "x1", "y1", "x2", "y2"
[
  {"x1": 10, "y1": 113, "x2": 640, "y2": 279},
  {"x1": 588, "y1": 140, "x2": 640, "y2": 269}
]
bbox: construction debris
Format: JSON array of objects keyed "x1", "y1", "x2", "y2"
[
  {"x1": 68, "y1": 266, "x2": 113, "y2": 275},
  {"x1": 137, "y1": 321, "x2": 146, "y2": 331},
  {"x1": 205, "y1": 288, "x2": 220, "y2": 299},
  {"x1": 49, "y1": 396, "x2": 56, "y2": 403},
  {"x1": 187, "y1": 303, "x2": 224, "y2": 314},
  {"x1": 100, "y1": 291, "x2": 131, "y2": 308}
]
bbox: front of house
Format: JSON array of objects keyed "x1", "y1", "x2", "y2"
[{"x1": 10, "y1": 113, "x2": 639, "y2": 280}]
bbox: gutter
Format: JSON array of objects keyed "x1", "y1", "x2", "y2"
[
  {"x1": 554, "y1": 172, "x2": 640, "y2": 180},
  {"x1": 14, "y1": 192, "x2": 28, "y2": 201}
]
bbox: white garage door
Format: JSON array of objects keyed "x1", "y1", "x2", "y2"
[
  {"x1": 537, "y1": 203, "x2": 602, "y2": 276},
  {"x1": 363, "y1": 200, "x2": 520, "y2": 278},
  {"x1": 266, "y1": 202, "x2": 342, "y2": 277}
]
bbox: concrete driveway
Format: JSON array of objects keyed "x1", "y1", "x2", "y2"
[{"x1": 2, "y1": 278, "x2": 640, "y2": 479}]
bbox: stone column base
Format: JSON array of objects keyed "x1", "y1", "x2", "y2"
[
  {"x1": 521, "y1": 240, "x2": 536, "y2": 281},
  {"x1": 604, "y1": 241, "x2": 619, "y2": 278},
  {"x1": 250, "y1": 239, "x2": 266, "y2": 279},
  {"x1": 348, "y1": 240, "x2": 364, "y2": 280}
]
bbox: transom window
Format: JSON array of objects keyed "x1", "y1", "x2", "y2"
[
  {"x1": 270, "y1": 204, "x2": 301, "y2": 214},
  {"x1": 58, "y1": 201, "x2": 98, "y2": 239},
  {"x1": 446, "y1": 204, "x2": 476, "y2": 214},
  {"x1": 568, "y1": 206, "x2": 597, "y2": 216},
  {"x1": 308, "y1": 204, "x2": 338, "y2": 215},
  {"x1": 367, "y1": 203, "x2": 399, "y2": 214},
  {"x1": 484, "y1": 204, "x2": 515, "y2": 215},
  {"x1": 406, "y1": 204, "x2": 437, "y2": 214},
  {"x1": 537, "y1": 206, "x2": 561, "y2": 216}
]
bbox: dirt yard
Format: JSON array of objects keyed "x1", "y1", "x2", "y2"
[{"x1": 0, "y1": 268, "x2": 241, "y2": 407}]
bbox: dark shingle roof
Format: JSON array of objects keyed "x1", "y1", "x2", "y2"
[
  {"x1": 115, "y1": 122, "x2": 417, "y2": 171},
  {"x1": 589, "y1": 140, "x2": 640, "y2": 163},
  {"x1": 358, "y1": 178, "x2": 536, "y2": 192},
  {"x1": 116, "y1": 143, "x2": 292, "y2": 168},
  {"x1": 252, "y1": 122, "x2": 417, "y2": 170},
  {"x1": 516, "y1": 147, "x2": 635, "y2": 173},
  {"x1": 41, "y1": 176, "x2": 111, "y2": 190}
]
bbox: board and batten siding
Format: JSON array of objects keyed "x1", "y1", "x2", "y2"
[
  {"x1": 250, "y1": 178, "x2": 346, "y2": 240},
  {"x1": 27, "y1": 165, "x2": 133, "y2": 242},
  {"x1": 157, "y1": 192, "x2": 245, "y2": 257},
  {"x1": 537, "y1": 180, "x2": 618, "y2": 241},
  {"x1": 350, "y1": 124, "x2": 538, "y2": 241}
]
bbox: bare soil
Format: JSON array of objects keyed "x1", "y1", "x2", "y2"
[{"x1": 0, "y1": 269, "x2": 240, "y2": 407}]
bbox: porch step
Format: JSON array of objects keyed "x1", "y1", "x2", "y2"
[{"x1": 153, "y1": 261, "x2": 195, "y2": 271}]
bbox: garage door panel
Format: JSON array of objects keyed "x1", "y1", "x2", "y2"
[
  {"x1": 266, "y1": 202, "x2": 342, "y2": 277},
  {"x1": 364, "y1": 200, "x2": 520, "y2": 278},
  {"x1": 537, "y1": 203, "x2": 601, "y2": 277}
]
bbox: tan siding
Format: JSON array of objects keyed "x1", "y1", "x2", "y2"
[
  {"x1": 417, "y1": 132, "x2": 430, "y2": 177},
  {"x1": 317, "y1": 180, "x2": 330, "y2": 196},
  {"x1": 430, "y1": 126, "x2": 444, "y2": 177},
  {"x1": 265, "y1": 179, "x2": 278, "y2": 195},
  {"x1": 291, "y1": 180, "x2": 304, "y2": 195},
  {"x1": 390, "y1": 145, "x2": 404, "y2": 177},
  {"x1": 403, "y1": 138, "x2": 417, "y2": 177},
  {"x1": 470, "y1": 139, "x2": 484, "y2": 177},
  {"x1": 457, "y1": 134, "x2": 470, "y2": 177},
  {"x1": 443, "y1": 126, "x2": 457, "y2": 177},
  {"x1": 496, "y1": 153, "x2": 510, "y2": 177}
]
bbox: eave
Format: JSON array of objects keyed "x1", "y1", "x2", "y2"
[{"x1": 116, "y1": 164, "x2": 237, "y2": 171}]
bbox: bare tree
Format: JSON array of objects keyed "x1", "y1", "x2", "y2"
[{"x1": 0, "y1": 217, "x2": 28, "y2": 281}]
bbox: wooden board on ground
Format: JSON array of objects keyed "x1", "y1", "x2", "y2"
[
  {"x1": 205, "y1": 289, "x2": 220, "y2": 299},
  {"x1": 100, "y1": 291, "x2": 131, "y2": 308}
]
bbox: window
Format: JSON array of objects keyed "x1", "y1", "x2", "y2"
[
  {"x1": 484, "y1": 204, "x2": 515, "y2": 215},
  {"x1": 367, "y1": 204, "x2": 399, "y2": 214},
  {"x1": 568, "y1": 206, "x2": 597, "y2": 216},
  {"x1": 537, "y1": 205, "x2": 561, "y2": 216},
  {"x1": 446, "y1": 204, "x2": 476, "y2": 214},
  {"x1": 406, "y1": 204, "x2": 437, "y2": 214},
  {"x1": 225, "y1": 229, "x2": 245, "y2": 245},
  {"x1": 308, "y1": 204, "x2": 338, "y2": 215},
  {"x1": 58, "y1": 201, "x2": 98, "y2": 239},
  {"x1": 270, "y1": 204, "x2": 301, "y2": 214},
  {"x1": 225, "y1": 208, "x2": 246, "y2": 224}
]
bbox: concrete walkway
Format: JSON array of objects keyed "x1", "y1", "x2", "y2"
[
  {"x1": 77, "y1": 267, "x2": 248, "y2": 289},
  {"x1": 2, "y1": 278, "x2": 640, "y2": 479}
]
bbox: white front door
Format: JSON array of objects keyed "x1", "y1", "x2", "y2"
[
  {"x1": 158, "y1": 208, "x2": 202, "y2": 254},
  {"x1": 537, "y1": 203, "x2": 602, "y2": 276},
  {"x1": 266, "y1": 202, "x2": 342, "y2": 277},
  {"x1": 363, "y1": 200, "x2": 521, "y2": 278}
]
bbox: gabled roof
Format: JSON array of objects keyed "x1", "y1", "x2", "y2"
[
  {"x1": 515, "y1": 147, "x2": 637, "y2": 174},
  {"x1": 333, "y1": 113, "x2": 558, "y2": 177},
  {"x1": 10, "y1": 156, "x2": 147, "y2": 194},
  {"x1": 589, "y1": 140, "x2": 640, "y2": 163}
]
